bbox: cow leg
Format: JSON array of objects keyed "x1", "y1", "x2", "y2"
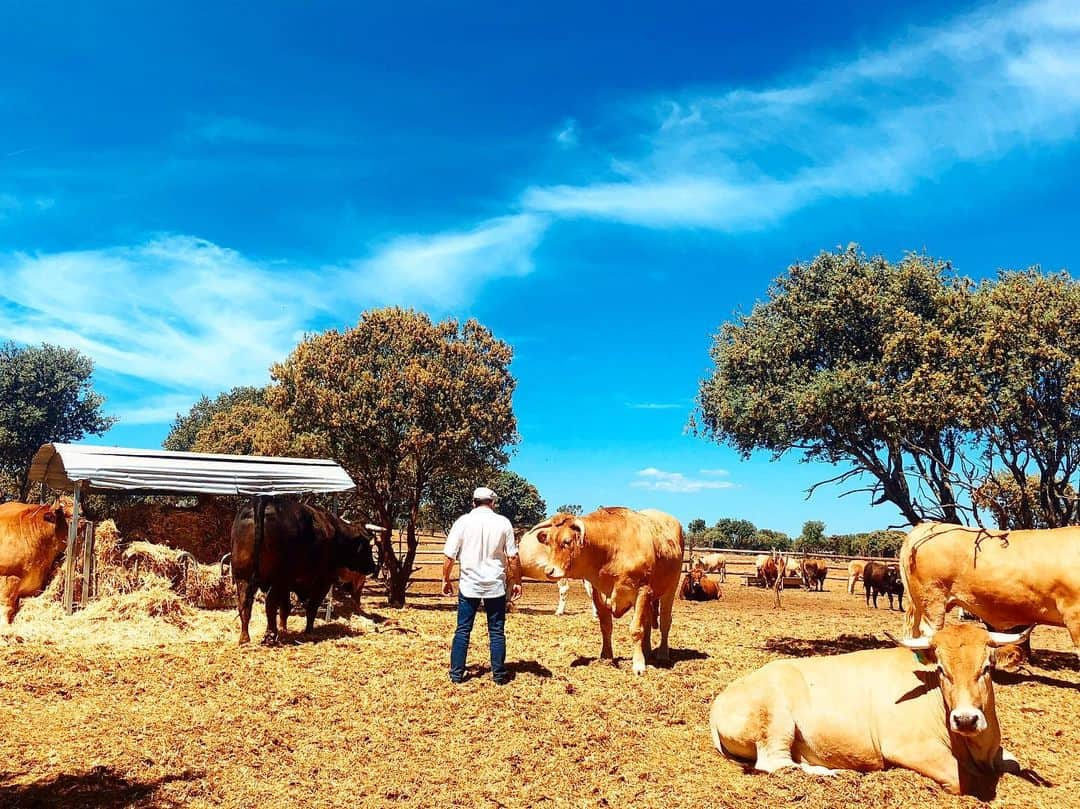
[
  {"x1": 591, "y1": 587, "x2": 614, "y2": 662},
  {"x1": 0, "y1": 576, "x2": 21, "y2": 625},
  {"x1": 1062, "y1": 608, "x2": 1080, "y2": 663},
  {"x1": 236, "y1": 578, "x2": 256, "y2": 645},
  {"x1": 556, "y1": 578, "x2": 569, "y2": 615},
  {"x1": 262, "y1": 587, "x2": 280, "y2": 645},
  {"x1": 629, "y1": 587, "x2": 652, "y2": 675},
  {"x1": 656, "y1": 587, "x2": 676, "y2": 663},
  {"x1": 583, "y1": 579, "x2": 597, "y2": 618},
  {"x1": 304, "y1": 586, "x2": 331, "y2": 634},
  {"x1": 279, "y1": 595, "x2": 291, "y2": 635}
]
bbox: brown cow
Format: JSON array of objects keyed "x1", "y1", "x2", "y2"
[
  {"x1": 759, "y1": 554, "x2": 779, "y2": 588},
  {"x1": 902, "y1": 521, "x2": 1080, "y2": 659},
  {"x1": 535, "y1": 506, "x2": 684, "y2": 675},
  {"x1": 681, "y1": 567, "x2": 722, "y2": 601},
  {"x1": 800, "y1": 558, "x2": 828, "y2": 592},
  {"x1": 0, "y1": 501, "x2": 75, "y2": 624}
]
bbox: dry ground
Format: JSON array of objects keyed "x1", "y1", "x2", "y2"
[{"x1": 0, "y1": 578, "x2": 1076, "y2": 809}]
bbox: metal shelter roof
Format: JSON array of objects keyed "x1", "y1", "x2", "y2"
[{"x1": 29, "y1": 443, "x2": 357, "y2": 496}]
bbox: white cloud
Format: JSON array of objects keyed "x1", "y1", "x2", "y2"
[
  {"x1": 524, "y1": 0, "x2": 1080, "y2": 229},
  {"x1": 698, "y1": 468, "x2": 730, "y2": 476},
  {"x1": 555, "y1": 119, "x2": 579, "y2": 148},
  {"x1": 0, "y1": 217, "x2": 543, "y2": 419},
  {"x1": 627, "y1": 402, "x2": 683, "y2": 410},
  {"x1": 345, "y1": 213, "x2": 548, "y2": 307},
  {"x1": 631, "y1": 467, "x2": 736, "y2": 493}
]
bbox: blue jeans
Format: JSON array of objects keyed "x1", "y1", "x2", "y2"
[{"x1": 450, "y1": 593, "x2": 507, "y2": 682}]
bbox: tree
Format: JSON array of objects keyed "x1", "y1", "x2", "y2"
[
  {"x1": 271, "y1": 308, "x2": 517, "y2": 607},
  {"x1": 191, "y1": 400, "x2": 326, "y2": 458},
  {"x1": 164, "y1": 386, "x2": 266, "y2": 451},
  {"x1": 706, "y1": 517, "x2": 757, "y2": 548},
  {"x1": 696, "y1": 246, "x2": 983, "y2": 526},
  {"x1": 556, "y1": 504, "x2": 583, "y2": 516},
  {"x1": 794, "y1": 520, "x2": 827, "y2": 553},
  {"x1": 687, "y1": 518, "x2": 707, "y2": 536},
  {"x1": 429, "y1": 469, "x2": 546, "y2": 530},
  {"x1": 0, "y1": 342, "x2": 116, "y2": 499}
]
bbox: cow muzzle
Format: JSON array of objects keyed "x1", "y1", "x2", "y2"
[
  {"x1": 546, "y1": 565, "x2": 565, "y2": 580},
  {"x1": 949, "y1": 708, "x2": 987, "y2": 736}
]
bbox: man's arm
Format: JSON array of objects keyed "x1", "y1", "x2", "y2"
[
  {"x1": 442, "y1": 519, "x2": 463, "y2": 596},
  {"x1": 507, "y1": 554, "x2": 522, "y2": 601},
  {"x1": 442, "y1": 555, "x2": 456, "y2": 596}
]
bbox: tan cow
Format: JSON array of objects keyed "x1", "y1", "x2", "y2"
[
  {"x1": 901, "y1": 522, "x2": 1080, "y2": 658},
  {"x1": 517, "y1": 522, "x2": 595, "y2": 616},
  {"x1": 800, "y1": 558, "x2": 828, "y2": 592},
  {"x1": 535, "y1": 506, "x2": 684, "y2": 675},
  {"x1": 847, "y1": 559, "x2": 866, "y2": 594},
  {"x1": 0, "y1": 501, "x2": 75, "y2": 624},
  {"x1": 694, "y1": 552, "x2": 726, "y2": 582},
  {"x1": 709, "y1": 623, "x2": 1033, "y2": 797}
]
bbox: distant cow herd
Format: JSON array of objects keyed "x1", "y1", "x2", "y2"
[{"x1": 1, "y1": 494, "x2": 1077, "y2": 798}]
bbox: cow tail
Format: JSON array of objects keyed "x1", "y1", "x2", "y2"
[
  {"x1": 898, "y1": 534, "x2": 916, "y2": 636},
  {"x1": 251, "y1": 495, "x2": 267, "y2": 591}
]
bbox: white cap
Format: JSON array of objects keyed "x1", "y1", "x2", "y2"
[{"x1": 473, "y1": 486, "x2": 497, "y2": 501}]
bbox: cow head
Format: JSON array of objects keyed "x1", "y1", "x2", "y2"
[
  {"x1": 342, "y1": 524, "x2": 379, "y2": 577},
  {"x1": 893, "y1": 624, "x2": 1033, "y2": 738},
  {"x1": 688, "y1": 567, "x2": 707, "y2": 597},
  {"x1": 534, "y1": 513, "x2": 587, "y2": 579}
]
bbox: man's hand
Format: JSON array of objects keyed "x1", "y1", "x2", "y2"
[
  {"x1": 442, "y1": 579, "x2": 454, "y2": 597},
  {"x1": 510, "y1": 582, "x2": 522, "y2": 602}
]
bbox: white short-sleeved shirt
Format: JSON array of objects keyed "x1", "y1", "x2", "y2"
[{"x1": 443, "y1": 506, "x2": 518, "y2": 599}]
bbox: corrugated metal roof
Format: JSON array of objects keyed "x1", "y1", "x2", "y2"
[{"x1": 29, "y1": 443, "x2": 356, "y2": 496}]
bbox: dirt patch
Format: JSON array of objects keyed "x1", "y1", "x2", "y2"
[{"x1": 0, "y1": 579, "x2": 1075, "y2": 808}]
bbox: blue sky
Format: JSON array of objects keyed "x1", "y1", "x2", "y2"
[{"x1": 3, "y1": 0, "x2": 1080, "y2": 535}]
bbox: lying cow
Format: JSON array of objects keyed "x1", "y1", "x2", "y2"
[
  {"x1": 681, "y1": 567, "x2": 721, "y2": 601},
  {"x1": 847, "y1": 559, "x2": 866, "y2": 594},
  {"x1": 0, "y1": 500, "x2": 79, "y2": 624},
  {"x1": 709, "y1": 623, "x2": 1033, "y2": 797},
  {"x1": 692, "y1": 552, "x2": 727, "y2": 582},
  {"x1": 800, "y1": 558, "x2": 828, "y2": 592},
  {"x1": 864, "y1": 561, "x2": 903, "y2": 610},
  {"x1": 902, "y1": 521, "x2": 1080, "y2": 660},
  {"x1": 517, "y1": 522, "x2": 595, "y2": 616},
  {"x1": 535, "y1": 507, "x2": 683, "y2": 675},
  {"x1": 230, "y1": 496, "x2": 378, "y2": 645}
]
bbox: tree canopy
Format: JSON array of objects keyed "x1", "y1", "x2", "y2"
[
  {"x1": 270, "y1": 307, "x2": 518, "y2": 606},
  {"x1": 0, "y1": 341, "x2": 116, "y2": 499},
  {"x1": 696, "y1": 246, "x2": 1080, "y2": 529},
  {"x1": 163, "y1": 386, "x2": 266, "y2": 452},
  {"x1": 429, "y1": 469, "x2": 546, "y2": 530}
]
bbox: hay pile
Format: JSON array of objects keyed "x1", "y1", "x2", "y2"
[{"x1": 112, "y1": 495, "x2": 234, "y2": 562}]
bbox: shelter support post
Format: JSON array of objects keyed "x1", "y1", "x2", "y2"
[
  {"x1": 80, "y1": 520, "x2": 95, "y2": 608},
  {"x1": 62, "y1": 484, "x2": 82, "y2": 615}
]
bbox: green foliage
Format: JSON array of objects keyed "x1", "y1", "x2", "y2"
[
  {"x1": 697, "y1": 246, "x2": 1080, "y2": 529},
  {"x1": 687, "y1": 518, "x2": 707, "y2": 536},
  {"x1": 556, "y1": 503, "x2": 583, "y2": 516},
  {"x1": 827, "y1": 530, "x2": 905, "y2": 558},
  {"x1": 271, "y1": 307, "x2": 518, "y2": 606},
  {"x1": 794, "y1": 520, "x2": 828, "y2": 553},
  {"x1": 163, "y1": 386, "x2": 266, "y2": 452},
  {"x1": 428, "y1": 469, "x2": 546, "y2": 530},
  {"x1": 0, "y1": 341, "x2": 116, "y2": 499}
]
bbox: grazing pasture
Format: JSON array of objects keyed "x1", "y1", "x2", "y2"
[{"x1": 0, "y1": 579, "x2": 1076, "y2": 808}]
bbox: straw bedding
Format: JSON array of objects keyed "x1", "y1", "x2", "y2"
[{"x1": 0, "y1": 579, "x2": 1076, "y2": 808}]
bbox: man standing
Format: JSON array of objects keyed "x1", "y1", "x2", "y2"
[{"x1": 442, "y1": 486, "x2": 522, "y2": 684}]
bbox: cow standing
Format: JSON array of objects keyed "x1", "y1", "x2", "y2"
[
  {"x1": 800, "y1": 558, "x2": 828, "y2": 592},
  {"x1": 863, "y1": 561, "x2": 904, "y2": 610},
  {"x1": 847, "y1": 559, "x2": 866, "y2": 594},
  {"x1": 709, "y1": 624, "x2": 1033, "y2": 798},
  {"x1": 693, "y1": 552, "x2": 727, "y2": 582},
  {"x1": 0, "y1": 501, "x2": 76, "y2": 624},
  {"x1": 516, "y1": 522, "x2": 595, "y2": 616},
  {"x1": 901, "y1": 521, "x2": 1080, "y2": 660},
  {"x1": 230, "y1": 496, "x2": 378, "y2": 645},
  {"x1": 535, "y1": 507, "x2": 683, "y2": 675}
]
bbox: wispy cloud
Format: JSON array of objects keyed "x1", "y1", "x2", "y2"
[
  {"x1": 0, "y1": 218, "x2": 541, "y2": 410},
  {"x1": 631, "y1": 467, "x2": 736, "y2": 493},
  {"x1": 345, "y1": 214, "x2": 549, "y2": 308},
  {"x1": 627, "y1": 402, "x2": 683, "y2": 410},
  {"x1": 524, "y1": 0, "x2": 1080, "y2": 229},
  {"x1": 555, "y1": 119, "x2": 579, "y2": 148}
]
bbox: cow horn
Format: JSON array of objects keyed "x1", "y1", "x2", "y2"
[
  {"x1": 572, "y1": 518, "x2": 587, "y2": 545},
  {"x1": 884, "y1": 630, "x2": 933, "y2": 651},
  {"x1": 987, "y1": 625, "x2": 1036, "y2": 647},
  {"x1": 364, "y1": 523, "x2": 388, "y2": 533}
]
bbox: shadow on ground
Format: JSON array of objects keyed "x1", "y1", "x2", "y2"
[
  {"x1": 0, "y1": 766, "x2": 199, "y2": 809},
  {"x1": 764, "y1": 634, "x2": 893, "y2": 657}
]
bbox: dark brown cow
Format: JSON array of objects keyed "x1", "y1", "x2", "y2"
[
  {"x1": 680, "y1": 567, "x2": 722, "y2": 601},
  {"x1": 230, "y1": 496, "x2": 378, "y2": 645},
  {"x1": 0, "y1": 501, "x2": 75, "y2": 624},
  {"x1": 800, "y1": 558, "x2": 829, "y2": 592},
  {"x1": 864, "y1": 561, "x2": 904, "y2": 610}
]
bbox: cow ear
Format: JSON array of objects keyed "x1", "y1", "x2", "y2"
[
  {"x1": 536, "y1": 530, "x2": 549, "y2": 545},
  {"x1": 572, "y1": 518, "x2": 586, "y2": 547},
  {"x1": 42, "y1": 508, "x2": 57, "y2": 524}
]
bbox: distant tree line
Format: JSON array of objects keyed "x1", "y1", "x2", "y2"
[{"x1": 685, "y1": 516, "x2": 904, "y2": 558}]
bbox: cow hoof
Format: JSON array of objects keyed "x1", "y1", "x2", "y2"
[{"x1": 632, "y1": 662, "x2": 646, "y2": 676}]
